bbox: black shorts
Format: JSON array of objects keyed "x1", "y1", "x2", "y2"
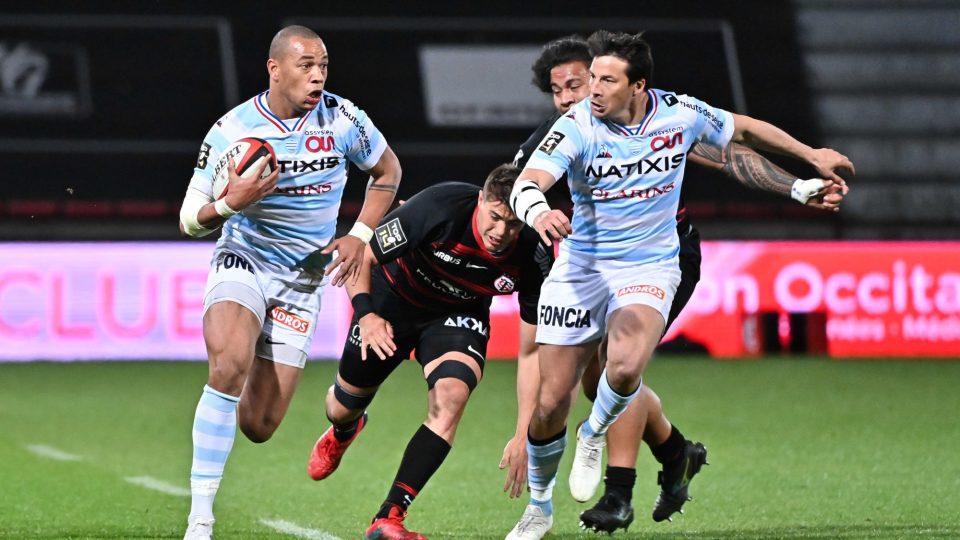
[
  {"x1": 665, "y1": 223, "x2": 702, "y2": 332},
  {"x1": 337, "y1": 276, "x2": 489, "y2": 389}
]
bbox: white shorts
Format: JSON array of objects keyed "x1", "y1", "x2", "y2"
[
  {"x1": 535, "y1": 252, "x2": 681, "y2": 346},
  {"x1": 202, "y1": 248, "x2": 326, "y2": 368}
]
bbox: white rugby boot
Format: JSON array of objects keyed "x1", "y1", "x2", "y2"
[
  {"x1": 568, "y1": 423, "x2": 605, "y2": 502},
  {"x1": 505, "y1": 504, "x2": 553, "y2": 540},
  {"x1": 183, "y1": 516, "x2": 214, "y2": 540}
]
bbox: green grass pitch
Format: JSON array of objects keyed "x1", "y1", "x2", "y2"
[{"x1": 2, "y1": 357, "x2": 959, "y2": 539}]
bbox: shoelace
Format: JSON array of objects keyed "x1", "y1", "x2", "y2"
[
  {"x1": 579, "y1": 443, "x2": 602, "y2": 465},
  {"x1": 517, "y1": 511, "x2": 546, "y2": 533},
  {"x1": 186, "y1": 520, "x2": 214, "y2": 533}
]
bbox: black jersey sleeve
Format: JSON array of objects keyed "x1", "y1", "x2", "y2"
[
  {"x1": 370, "y1": 183, "x2": 465, "y2": 265},
  {"x1": 516, "y1": 240, "x2": 555, "y2": 325},
  {"x1": 514, "y1": 113, "x2": 562, "y2": 169}
]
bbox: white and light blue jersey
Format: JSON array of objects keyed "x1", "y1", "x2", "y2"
[
  {"x1": 187, "y1": 90, "x2": 387, "y2": 273},
  {"x1": 525, "y1": 88, "x2": 734, "y2": 265}
]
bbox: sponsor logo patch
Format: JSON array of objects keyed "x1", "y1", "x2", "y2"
[
  {"x1": 585, "y1": 154, "x2": 684, "y2": 180},
  {"x1": 216, "y1": 252, "x2": 253, "y2": 274},
  {"x1": 375, "y1": 218, "x2": 407, "y2": 253},
  {"x1": 539, "y1": 305, "x2": 591, "y2": 328},
  {"x1": 276, "y1": 157, "x2": 340, "y2": 173},
  {"x1": 650, "y1": 132, "x2": 683, "y2": 151},
  {"x1": 617, "y1": 284, "x2": 666, "y2": 300},
  {"x1": 197, "y1": 142, "x2": 211, "y2": 169},
  {"x1": 273, "y1": 183, "x2": 333, "y2": 196},
  {"x1": 444, "y1": 316, "x2": 489, "y2": 337},
  {"x1": 270, "y1": 306, "x2": 310, "y2": 334},
  {"x1": 348, "y1": 323, "x2": 361, "y2": 347},
  {"x1": 589, "y1": 180, "x2": 676, "y2": 201},
  {"x1": 538, "y1": 131, "x2": 565, "y2": 155},
  {"x1": 305, "y1": 135, "x2": 334, "y2": 153}
]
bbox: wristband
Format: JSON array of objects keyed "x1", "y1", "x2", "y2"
[
  {"x1": 214, "y1": 198, "x2": 238, "y2": 219},
  {"x1": 791, "y1": 178, "x2": 825, "y2": 204},
  {"x1": 351, "y1": 292, "x2": 375, "y2": 319},
  {"x1": 348, "y1": 222, "x2": 374, "y2": 244}
]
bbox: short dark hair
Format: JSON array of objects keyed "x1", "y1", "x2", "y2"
[
  {"x1": 530, "y1": 35, "x2": 591, "y2": 93},
  {"x1": 483, "y1": 163, "x2": 521, "y2": 205},
  {"x1": 587, "y1": 30, "x2": 653, "y2": 85},
  {"x1": 269, "y1": 25, "x2": 321, "y2": 59}
]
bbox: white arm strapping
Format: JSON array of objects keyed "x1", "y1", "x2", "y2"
[
  {"x1": 510, "y1": 179, "x2": 550, "y2": 228},
  {"x1": 791, "y1": 178, "x2": 825, "y2": 204},
  {"x1": 179, "y1": 188, "x2": 216, "y2": 237}
]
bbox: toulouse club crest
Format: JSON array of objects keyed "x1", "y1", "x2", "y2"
[{"x1": 494, "y1": 274, "x2": 516, "y2": 293}]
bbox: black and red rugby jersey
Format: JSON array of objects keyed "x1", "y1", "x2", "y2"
[{"x1": 369, "y1": 182, "x2": 553, "y2": 324}]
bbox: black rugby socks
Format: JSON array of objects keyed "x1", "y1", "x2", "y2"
[{"x1": 376, "y1": 424, "x2": 451, "y2": 518}]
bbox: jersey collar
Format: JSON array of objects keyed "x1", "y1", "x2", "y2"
[
  {"x1": 254, "y1": 91, "x2": 312, "y2": 133},
  {"x1": 606, "y1": 89, "x2": 658, "y2": 137}
]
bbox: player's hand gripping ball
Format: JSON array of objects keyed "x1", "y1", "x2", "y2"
[{"x1": 212, "y1": 137, "x2": 277, "y2": 200}]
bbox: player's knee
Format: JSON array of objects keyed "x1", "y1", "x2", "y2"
[
  {"x1": 604, "y1": 345, "x2": 648, "y2": 385},
  {"x1": 604, "y1": 363, "x2": 643, "y2": 394},
  {"x1": 536, "y1": 390, "x2": 572, "y2": 425},
  {"x1": 206, "y1": 351, "x2": 251, "y2": 395},
  {"x1": 428, "y1": 378, "x2": 472, "y2": 416}
]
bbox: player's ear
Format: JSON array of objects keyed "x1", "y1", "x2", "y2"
[
  {"x1": 267, "y1": 58, "x2": 279, "y2": 81},
  {"x1": 634, "y1": 78, "x2": 646, "y2": 95}
]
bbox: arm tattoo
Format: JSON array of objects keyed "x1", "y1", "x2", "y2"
[
  {"x1": 691, "y1": 142, "x2": 796, "y2": 196},
  {"x1": 367, "y1": 184, "x2": 398, "y2": 193},
  {"x1": 366, "y1": 176, "x2": 398, "y2": 194}
]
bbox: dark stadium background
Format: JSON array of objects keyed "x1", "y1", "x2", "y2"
[{"x1": 1, "y1": 0, "x2": 831, "y2": 240}]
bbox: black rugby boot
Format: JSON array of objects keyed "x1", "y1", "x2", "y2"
[
  {"x1": 579, "y1": 491, "x2": 634, "y2": 534},
  {"x1": 652, "y1": 440, "x2": 708, "y2": 522}
]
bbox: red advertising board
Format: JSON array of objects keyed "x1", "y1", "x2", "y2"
[{"x1": 668, "y1": 241, "x2": 960, "y2": 357}]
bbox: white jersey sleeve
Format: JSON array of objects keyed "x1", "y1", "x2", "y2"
[
  {"x1": 186, "y1": 113, "x2": 233, "y2": 199},
  {"x1": 675, "y1": 94, "x2": 735, "y2": 149},
  {"x1": 338, "y1": 99, "x2": 387, "y2": 171},
  {"x1": 522, "y1": 113, "x2": 587, "y2": 182}
]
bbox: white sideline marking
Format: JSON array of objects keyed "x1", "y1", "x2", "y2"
[
  {"x1": 26, "y1": 444, "x2": 82, "y2": 461},
  {"x1": 259, "y1": 518, "x2": 343, "y2": 540},
  {"x1": 124, "y1": 475, "x2": 190, "y2": 497}
]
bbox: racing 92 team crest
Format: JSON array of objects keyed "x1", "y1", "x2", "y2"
[{"x1": 494, "y1": 274, "x2": 516, "y2": 293}]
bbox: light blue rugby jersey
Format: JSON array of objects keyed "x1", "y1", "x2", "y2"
[
  {"x1": 525, "y1": 88, "x2": 734, "y2": 265},
  {"x1": 187, "y1": 90, "x2": 387, "y2": 272}
]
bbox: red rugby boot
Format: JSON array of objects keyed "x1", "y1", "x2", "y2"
[
  {"x1": 364, "y1": 505, "x2": 427, "y2": 540},
  {"x1": 307, "y1": 413, "x2": 367, "y2": 481}
]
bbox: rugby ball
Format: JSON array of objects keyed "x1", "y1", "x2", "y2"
[{"x1": 212, "y1": 138, "x2": 277, "y2": 200}]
